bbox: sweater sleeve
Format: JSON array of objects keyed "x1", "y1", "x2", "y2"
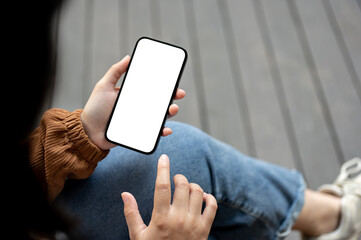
[{"x1": 28, "y1": 108, "x2": 109, "y2": 201}]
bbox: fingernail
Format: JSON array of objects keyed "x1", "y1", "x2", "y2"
[
  {"x1": 160, "y1": 154, "x2": 169, "y2": 163},
  {"x1": 203, "y1": 192, "x2": 208, "y2": 201}
]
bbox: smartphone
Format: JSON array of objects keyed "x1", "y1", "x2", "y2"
[{"x1": 105, "y1": 37, "x2": 187, "y2": 154}]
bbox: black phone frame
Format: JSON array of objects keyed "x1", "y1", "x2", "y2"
[{"x1": 104, "y1": 36, "x2": 188, "y2": 154}]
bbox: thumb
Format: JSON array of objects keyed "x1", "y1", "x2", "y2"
[
  {"x1": 103, "y1": 55, "x2": 130, "y2": 86},
  {"x1": 122, "y1": 192, "x2": 146, "y2": 238}
]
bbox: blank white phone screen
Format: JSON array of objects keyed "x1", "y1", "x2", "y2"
[{"x1": 106, "y1": 38, "x2": 186, "y2": 153}]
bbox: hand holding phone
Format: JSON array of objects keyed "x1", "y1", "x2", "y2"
[
  {"x1": 81, "y1": 38, "x2": 187, "y2": 152},
  {"x1": 105, "y1": 37, "x2": 187, "y2": 154}
]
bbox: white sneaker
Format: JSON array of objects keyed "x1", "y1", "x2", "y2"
[{"x1": 304, "y1": 158, "x2": 361, "y2": 240}]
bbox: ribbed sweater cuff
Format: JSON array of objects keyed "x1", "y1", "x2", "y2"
[{"x1": 65, "y1": 109, "x2": 109, "y2": 162}]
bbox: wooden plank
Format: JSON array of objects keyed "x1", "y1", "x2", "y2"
[
  {"x1": 181, "y1": 1, "x2": 211, "y2": 133},
  {"x1": 328, "y1": 0, "x2": 361, "y2": 103},
  {"x1": 84, "y1": 0, "x2": 121, "y2": 104},
  {"x1": 128, "y1": 0, "x2": 153, "y2": 46},
  {"x1": 252, "y1": 0, "x2": 303, "y2": 172},
  {"x1": 119, "y1": 0, "x2": 130, "y2": 58},
  {"x1": 295, "y1": 0, "x2": 361, "y2": 161},
  {"x1": 225, "y1": 0, "x2": 295, "y2": 168},
  {"x1": 52, "y1": 0, "x2": 86, "y2": 111},
  {"x1": 157, "y1": 1, "x2": 202, "y2": 129},
  {"x1": 261, "y1": 0, "x2": 340, "y2": 188},
  {"x1": 217, "y1": 1, "x2": 256, "y2": 157},
  {"x1": 190, "y1": 0, "x2": 248, "y2": 153}
]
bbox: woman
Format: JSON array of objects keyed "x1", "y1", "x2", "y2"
[
  {"x1": 10, "y1": 0, "x2": 360, "y2": 239},
  {"x1": 29, "y1": 55, "x2": 360, "y2": 240}
]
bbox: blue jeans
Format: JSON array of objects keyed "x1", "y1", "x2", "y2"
[{"x1": 57, "y1": 121, "x2": 305, "y2": 240}]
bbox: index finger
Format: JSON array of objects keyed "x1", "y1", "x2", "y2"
[{"x1": 153, "y1": 154, "x2": 171, "y2": 215}]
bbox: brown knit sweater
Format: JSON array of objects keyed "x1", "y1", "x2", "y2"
[{"x1": 28, "y1": 108, "x2": 109, "y2": 201}]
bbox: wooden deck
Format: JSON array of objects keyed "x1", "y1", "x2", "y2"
[{"x1": 51, "y1": 1, "x2": 361, "y2": 239}]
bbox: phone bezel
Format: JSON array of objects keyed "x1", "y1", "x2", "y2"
[{"x1": 105, "y1": 37, "x2": 188, "y2": 154}]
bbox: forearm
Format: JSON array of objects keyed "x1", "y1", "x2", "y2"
[{"x1": 28, "y1": 108, "x2": 109, "y2": 201}]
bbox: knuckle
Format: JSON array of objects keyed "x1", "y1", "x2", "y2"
[
  {"x1": 176, "y1": 218, "x2": 186, "y2": 230},
  {"x1": 109, "y1": 63, "x2": 119, "y2": 72},
  {"x1": 173, "y1": 175, "x2": 189, "y2": 189},
  {"x1": 94, "y1": 79, "x2": 106, "y2": 89},
  {"x1": 156, "y1": 182, "x2": 170, "y2": 191},
  {"x1": 155, "y1": 216, "x2": 169, "y2": 230},
  {"x1": 172, "y1": 216, "x2": 192, "y2": 234},
  {"x1": 209, "y1": 194, "x2": 217, "y2": 203},
  {"x1": 109, "y1": 64, "x2": 122, "y2": 79},
  {"x1": 189, "y1": 183, "x2": 204, "y2": 195},
  {"x1": 110, "y1": 63, "x2": 117, "y2": 69},
  {"x1": 158, "y1": 163, "x2": 169, "y2": 170},
  {"x1": 205, "y1": 194, "x2": 218, "y2": 212},
  {"x1": 124, "y1": 208, "x2": 138, "y2": 219},
  {"x1": 209, "y1": 201, "x2": 218, "y2": 211}
]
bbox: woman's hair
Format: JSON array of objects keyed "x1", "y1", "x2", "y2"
[{"x1": 5, "y1": 0, "x2": 78, "y2": 238}]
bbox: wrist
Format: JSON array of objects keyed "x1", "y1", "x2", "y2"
[
  {"x1": 66, "y1": 109, "x2": 109, "y2": 159},
  {"x1": 80, "y1": 111, "x2": 94, "y2": 144},
  {"x1": 80, "y1": 111, "x2": 116, "y2": 150}
]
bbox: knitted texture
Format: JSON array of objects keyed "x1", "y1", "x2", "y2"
[{"x1": 28, "y1": 109, "x2": 109, "y2": 201}]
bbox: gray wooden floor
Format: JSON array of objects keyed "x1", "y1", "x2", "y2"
[{"x1": 51, "y1": 1, "x2": 361, "y2": 239}]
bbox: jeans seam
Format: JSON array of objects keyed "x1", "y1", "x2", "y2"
[
  {"x1": 276, "y1": 170, "x2": 306, "y2": 238},
  {"x1": 214, "y1": 170, "x2": 306, "y2": 238}
]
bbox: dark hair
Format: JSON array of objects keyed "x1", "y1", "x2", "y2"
[{"x1": 5, "y1": 0, "x2": 78, "y2": 238}]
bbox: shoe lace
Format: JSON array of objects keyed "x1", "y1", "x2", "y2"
[{"x1": 334, "y1": 158, "x2": 361, "y2": 197}]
